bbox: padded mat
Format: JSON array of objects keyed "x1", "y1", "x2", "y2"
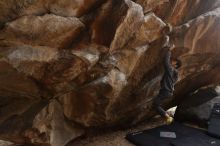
[
  {"x1": 171, "y1": 133, "x2": 220, "y2": 146},
  {"x1": 126, "y1": 122, "x2": 217, "y2": 146}
]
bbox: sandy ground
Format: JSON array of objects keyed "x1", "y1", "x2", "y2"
[
  {"x1": 0, "y1": 117, "x2": 165, "y2": 146},
  {"x1": 69, "y1": 117, "x2": 165, "y2": 146},
  {"x1": 0, "y1": 105, "x2": 176, "y2": 146},
  {"x1": 0, "y1": 140, "x2": 14, "y2": 146},
  {"x1": 70, "y1": 107, "x2": 177, "y2": 146},
  {"x1": 0, "y1": 112, "x2": 173, "y2": 146}
]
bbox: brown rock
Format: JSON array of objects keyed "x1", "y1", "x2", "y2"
[
  {"x1": 168, "y1": 0, "x2": 220, "y2": 25},
  {"x1": 135, "y1": 13, "x2": 166, "y2": 45},
  {"x1": 45, "y1": 0, "x2": 105, "y2": 17},
  {"x1": 91, "y1": 0, "x2": 130, "y2": 47},
  {"x1": 135, "y1": 0, "x2": 169, "y2": 14},
  {"x1": 110, "y1": 0, "x2": 144, "y2": 52},
  {"x1": 175, "y1": 86, "x2": 220, "y2": 127},
  {"x1": 172, "y1": 7, "x2": 220, "y2": 54},
  {"x1": 0, "y1": 0, "x2": 220, "y2": 145},
  {"x1": 33, "y1": 100, "x2": 84, "y2": 146},
  {"x1": 0, "y1": 100, "x2": 48, "y2": 144},
  {"x1": 136, "y1": 0, "x2": 220, "y2": 26},
  {"x1": 0, "y1": 0, "x2": 105, "y2": 28},
  {"x1": 0, "y1": 0, "x2": 44, "y2": 27},
  {"x1": 0, "y1": 14, "x2": 84, "y2": 49}
]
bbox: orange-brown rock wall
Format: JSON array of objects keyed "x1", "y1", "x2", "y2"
[{"x1": 0, "y1": 0, "x2": 220, "y2": 145}]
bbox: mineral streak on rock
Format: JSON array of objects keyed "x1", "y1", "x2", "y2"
[{"x1": 0, "y1": 0, "x2": 220, "y2": 145}]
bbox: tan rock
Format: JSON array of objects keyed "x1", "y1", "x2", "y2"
[
  {"x1": 71, "y1": 44, "x2": 101, "y2": 68},
  {"x1": 135, "y1": 13, "x2": 166, "y2": 44},
  {"x1": 91, "y1": 0, "x2": 130, "y2": 47},
  {"x1": 0, "y1": 43, "x2": 88, "y2": 95},
  {"x1": 0, "y1": 100, "x2": 48, "y2": 144},
  {"x1": 168, "y1": 0, "x2": 220, "y2": 25},
  {"x1": 0, "y1": 0, "x2": 104, "y2": 27},
  {"x1": 62, "y1": 45, "x2": 150, "y2": 126},
  {"x1": 5, "y1": 45, "x2": 59, "y2": 79},
  {"x1": 135, "y1": 0, "x2": 169, "y2": 14},
  {"x1": 0, "y1": 59, "x2": 41, "y2": 99},
  {"x1": 0, "y1": 0, "x2": 220, "y2": 145},
  {"x1": 0, "y1": 140, "x2": 14, "y2": 146},
  {"x1": 45, "y1": 0, "x2": 102, "y2": 17},
  {"x1": 0, "y1": 14, "x2": 84, "y2": 49},
  {"x1": 33, "y1": 100, "x2": 84, "y2": 146},
  {"x1": 0, "y1": 0, "x2": 44, "y2": 27},
  {"x1": 172, "y1": 7, "x2": 220, "y2": 54},
  {"x1": 110, "y1": 0, "x2": 144, "y2": 52}
]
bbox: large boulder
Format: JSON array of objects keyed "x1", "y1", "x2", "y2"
[
  {"x1": 0, "y1": 14, "x2": 84, "y2": 49},
  {"x1": 0, "y1": 0, "x2": 220, "y2": 145},
  {"x1": 32, "y1": 100, "x2": 84, "y2": 146},
  {"x1": 175, "y1": 87, "x2": 220, "y2": 127},
  {"x1": 0, "y1": 0, "x2": 105, "y2": 28}
]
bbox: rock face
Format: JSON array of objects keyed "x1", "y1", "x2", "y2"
[
  {"x1": 175, "y1": 86, "x2": 220, "y2": 127},
  {"x1": 0, "y1": 14, "x2": 84, "y2": 49},
  {"x1": 0, "y1": 0, "x2": 220, "y2": 145}
]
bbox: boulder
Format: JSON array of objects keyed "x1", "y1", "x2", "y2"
[
  {"x1": 0, "y1": 0, "x2": 105, "y2": 28},
  {"x1": 135, "y1": 0, "x2": 169, "y2": 14},
  {"x1": 32, "y1": 100, "x2": 84, "y2": 146},
  {"x1": 175, "y1": 87, "x2": 220, "y2": 127},
  {"x1": 109, "y1": 0, "x2": 144, "y2": 52},
  {"x1": 0, "y1": 14, "x2": 84, "y2": 49},
  {"x1": 0, "y1": 0, "x2": 220, "y2": 145}
]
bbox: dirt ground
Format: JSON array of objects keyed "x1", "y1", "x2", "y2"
[
  {"x1": 0, "y1": 140, "x2": 14, "y2": 146},
  {"x1": 0, "y1": 111, "x2": 174, "y2": 146},
  {"x1": 0, "y1": 117, "x2": 166, "y2": 146},
  {"x1": 70, "y1": 117, "x2": 165, "y2": 146}
]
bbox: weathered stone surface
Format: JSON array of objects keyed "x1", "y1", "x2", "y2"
[
  {"x1": 0, "y1": 0, "x2": 105, "y2": 28},
  {"x1": 135, "y1": 0, "x2": 220, "y2": 26},
  {"x1": 33, "y1": 100, "x2": 84, "y2": 146},
  {"x1": 91, "y1": 0, "x2": 130, "y2": 47},
  {"x1": 0, "y1": 0, "x2": 220, "y2": 145},
  {"x1": 0, "y1": 100, "x2": 48, "y2": 144},
  {"x1": 135, "y1": 0, "x2": 169, "y2": 14},
  {"x1": 109, "y1": 0, "x2": 144, "y2": 52},
  {"x1": 135, "y1": 13, "x2": 166, "y2": 45},
  {"x1": 175, "y1": 87, "x2": 220, "y2": 127},
  {"x1": 0, "y1": 140, "x2": 14, "y2": 146},
  {"x1": 167, "y1": 0, "x2": 220, "y2": 25},
  {"x1": 0, "y1": 14, "x2": 84, "y2": 49},
  {"x1": 45, "y1": 0, "x2": 105, "y2": 18},
  {"x1": 172, "y1": 7, "x2": 220, "y2": 54}
]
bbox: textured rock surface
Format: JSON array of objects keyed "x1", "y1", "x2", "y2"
[
  {"x1": 33, "y1": 100, "x2": 84, "y2": 146},
  {"x1": 0, "y1": 14, "x2": 84, "y2": 49},
  {"x1": 0, "y1": 0, "x2": 220, "y2": 145},
  {"x1": 175, "y1": 86, "x2": 220, "y2": 127},
  {"x1": 0, "y1": 140, "x2": 14, "y2": 146}
]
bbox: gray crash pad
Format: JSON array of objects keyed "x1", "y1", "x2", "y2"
[{"x1": 126, "y1": 122, "x2": 220, "y2": 146}]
